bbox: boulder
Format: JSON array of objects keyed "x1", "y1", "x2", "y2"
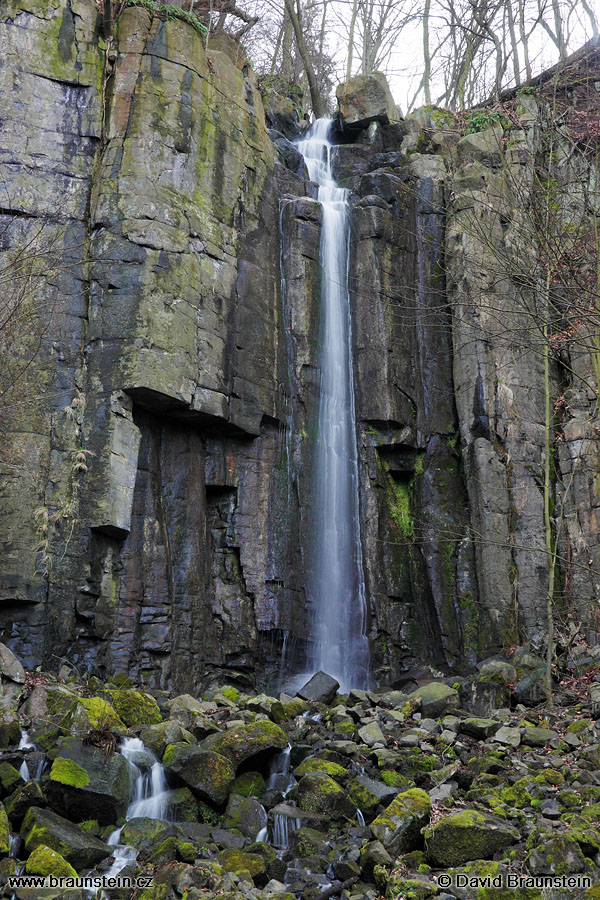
[
  {"x1": 163, "y1": 743, "x2": 235, "y2": 806},
  {"x1": 104, "y1": 689, "x2": 162, "y2": 726},
  {"x1": 140, "y1": 719, "x2": 195, "y2": 757},
  {"x1": 21, "y1": 807, "x2": 111, "y2": 869},
  {"x1": 0, "y1": 646, "x2": 23, "y2": 687},
  {"x1": 201, "y1": 721, "x2": 288, "y2": 769},
  {"x1": 357, "y1": 721, "x2": 386, "y2": 747},
  {"x1": 423, "y1": 809, "x2": 519, "y2": 866},
  {"x1": 223, "y1": 794, "x2": 267, "y2": 840},
  {"x1": 459, "y1": 717, "x2": 501, "y2": 739},
  {"x1": 406, "y1": 682, "x2": 459, "y2": 717},
  {"x1": 336, "y1": 73, "x2": 400, "y2": 131},
  {"x1": 165, "y1": 787, "x2": 198, "y2": 822},
  {"x1": 5, "y1": 781, "x2": 45, "y2": 828},
  {"x1": 217, "y1": 848, "x2": 267, "y2": 879},
  {"x1": 296, "y1": 672, "x2": 340, "y2": 705},
  {"x1": 25, "y1": 844, "x2": 77, "y2": 878},
  {"x1": 45, "y1": 740, "x2": 136, "y2": 824},
  {"x1": 292, "y1": 773, "x2": 355, "y2": 819},
  {"x1": 512, "y1": 668, "x2": 547, "y2": 706},
  {"x1": 369, "y1": 788, "x2": 431, "y2": 852},
  {"x1": 120, "y1": 817, "x2": 183, "y2": 856},
  {"x1": 347, "y1": 775, "x2": 398, "y2": 819},
  {"x1": 526, "y1": 835, "x2": 585, "y2": 875},
  {"x1": 0, "y1": 712, "x2": 22, "y2": 748}
]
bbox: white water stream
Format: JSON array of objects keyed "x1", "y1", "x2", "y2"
[
  {"x1": 94, "y1": 737, "x2": 169, "y2": 896},
  {"x1": 267, "y1": 745, "x2": 300, "y2": 850},
  {"x1": 296, "y1": 119, "x2": 370, "y2": 690}
]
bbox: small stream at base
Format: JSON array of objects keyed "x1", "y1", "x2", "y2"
[{"x1": 266, "y1": 746, "x2": 300, "y2": 850}]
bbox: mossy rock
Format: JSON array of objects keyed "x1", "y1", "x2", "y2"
[
  {"x1": 347, "y1": 775, "x2": 398, "y2": 820},
  {"x1": 49, "y1": 757, "x2": 90, "y2": 789},
  {"x1": 406, "y1": 682, "x2": 459, "y2": 717},
  {"x1": 105, "y1": 689, "x2": 162, "y2": 726},
  {"x1": 292, "y1": 773, "x2": 354, "y2": 819},
  {"x1": 163, "y1": 743, "x2": 235, "y2": 806},
  {"x1": 25, "y1": 844, "x2": 77, "y2": 878},
  {"x1": 0, "y1": 714, "x2": 22, "y2": 748},
  {"x1": 201, "y1": 721, "x2": 288, "y2": 769},
  {"x1": 166, "y1": 787, "x2": 198, "y2": 822},
  {"x1": 231, "y1": 771, "x2": 266, "y2": 798},
  {"x1": 499, "y1": 778, "x2": 540, "y2": 809},
  {"x1": 526, "y1": 833, "x2": 585, "y2": 875},
  {"x1": 244, "y1": 839, "x2": 277, "y2": 865},
  {"x1": 68, "y1": 697, "x2": 124, "y2": 731},
  {"x1": 271, "y1": 698, "x2": 310, "y2": 723},
  {"x1": 46, "y1": 740, "x2": 135, "y2": 824},
  {"x1": 386, "y1": 875, "x2": 439, "y2": 899},
  {"x1": 217, "y1": 848, "x2": 266, "y2": 878},
  {"x1": 0, "y1": 802, "x2": 9, "y2": 856},
  {"x1": 293, "y1": 757, "x2": 348, "y2": 783},
  {"x1": 120, "y1": 818, "x2": 183, "y2": 858},
  {"x1": 423, "y1": 809, "x2": 519, "y2": 866},
  {"x1": 140, "y1": 719, "x2": 195, "y2": 757},
  {"x1": 370, "y1": 788, "x2": 431, "y2": 853},
  {"x1": 289, "y1": 826, "x2": 325, "y2": 857},
  {"x1": 381, "y1": 770, "x2": 410, "y2": 789},
  {"x1": 5, "y1": 780, "x2": 45, "y2": 829},
  {"x1": 222, "y1": 793, "x2": 267, "y2": 840},
  {"x1": 21, "y1": 807, "x2": 111, "y2": 869},
  {"x1": 0, "y1": 762, "x2": 24, "y2": 796}
]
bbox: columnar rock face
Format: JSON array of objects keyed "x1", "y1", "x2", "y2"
[{"x1": 0, "y1": 1, "x2": 598, "y2": 691}]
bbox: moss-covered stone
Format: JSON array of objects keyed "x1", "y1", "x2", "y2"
[
  {"x1": 271, "y1": 698, "x2": 310, "y2": 723},
  {"x1": 222, "y1": 793, "x2": 267, "y2": 839},
  {"x1": 293, "y1": 757, "x2": 348, "y2": 783},
  {"x1": 201, "y1": 721, "x2": 287, "y2": 769},
  {"x1": 292, "y1": 773, "x2": 355, "y2": 819},
  {"x1": 231, "y1": 771, "x2": 266, "y2": 798},
  {"x1": 21, "y1": 807, "x2": 111, "y2": 869},
  {"x1": 163, "y1": 743, "x2": 235, "y2": 806},
  {"x1": 370, "y1": 788, "x2": 431, "y2": 853},
  {"x1": 105, "y1": 689, "x2": 162, "y2": 726},
  {"x1": 216, "y1": 848, "x2": 266, "y2": 878},
  {"x1": 0, "y1": 715, "x2": 22, "y2": 748},
  {"x1": 406, "y1": 682, "x2": 459, "y2": 717},
  {"x1": 69, "y1": 697, "x2": 124, "y2": 731},
  {"x1": 0, "y1": 762, "x2": 24, "y2": 796},
  {"x1": 385, "y1": 875, "x2": 439, "y2": 899},
  {"x1": 0, "y1": 802, "x2": 9, "y2": 856},
  {"x1": 526, "y1": 834, "x2": 585, "y2": 875},
  {"x1": 166, "y1": 786, "x2": 198, "y2": 822},
  {"x1": 49, "y1": 757, "x2": 90, "y2": 789},
  {"x1": 25, "y1": 844, "x2": 78, "y2": 878},
  {"x1": 499, "y1": 778, "x2": 539, "y2": 809},
  {"x1": 289, "y1": 826, "x2": 325, "y2": 857},
  {"x1": 424, "y1": 809, "x2": 519, "y2": 866},
  {"x1": 46, "y1": 740, "x2": 135, "y2": 824}
]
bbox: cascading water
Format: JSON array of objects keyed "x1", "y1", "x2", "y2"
[
  {"x1": 296, "y1": 119, "x2": 370, "y2": 690},
  {"x1": 266, "y1": 746, "x2": 300, "y2": 850},
  {"x1": 93, "y1": 738, "x2": 169, "y2": 896}
]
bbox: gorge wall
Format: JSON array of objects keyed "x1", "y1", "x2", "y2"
[{"x1": 1, "y1": 0, "x2": 599, "y2": 692}]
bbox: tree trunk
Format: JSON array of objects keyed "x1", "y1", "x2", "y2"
[
  {"x1": 283, "y1": 0, "x2": 325, "y2": 118},
  {"x1": 423, "y1": 0, "x2": 431, "y2": 105}
]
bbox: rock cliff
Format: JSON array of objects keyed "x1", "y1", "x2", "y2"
[{"x1": 0, "y1": 2, "x2": 598, "y2": 691}]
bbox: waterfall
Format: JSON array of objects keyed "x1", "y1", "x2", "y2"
[
  {"x1": 267, "y1": 746, "x2": 300, "y2": 850},
  {"x1": 92, "y1": 738, "x2": 169, "y2": 897},
  {"x1": 297, "y1": 119, "x2": 370, "y2": 690}
]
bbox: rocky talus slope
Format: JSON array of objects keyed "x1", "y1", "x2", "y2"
[{"x1": 1, "y1": 641, "x2": 600, "y2": 899}]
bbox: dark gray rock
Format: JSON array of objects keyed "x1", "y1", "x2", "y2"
[{"x1": 296, "y1": 672, "x2": 340, "y2": 704}]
